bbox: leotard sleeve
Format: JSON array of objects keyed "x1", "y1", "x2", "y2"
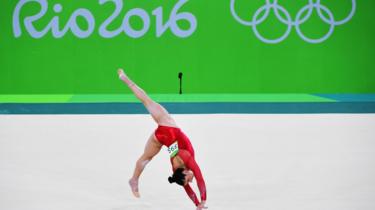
[
  {"x1": 184, "y1": 184, "x2": 199, "y2": 206},
  {"x1": 186, "y1": 157, "x2": 207, "y2": 203}
]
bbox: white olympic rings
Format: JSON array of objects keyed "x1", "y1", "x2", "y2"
[{"x1": 230, "y1": 0, "x2": 356, "y2": 44}]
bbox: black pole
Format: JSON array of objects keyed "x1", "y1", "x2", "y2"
[{"x1": 178, "y1": 72, "x2": 183, "y2": 94}]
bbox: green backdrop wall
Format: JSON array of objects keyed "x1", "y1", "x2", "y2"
[{"x1": 0, "y1": 0, "x2": 374, "y2": 94}]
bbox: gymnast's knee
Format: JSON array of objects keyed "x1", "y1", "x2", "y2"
[{"x1": 137, "y1": 157, "x2": 152, "y2": 168}]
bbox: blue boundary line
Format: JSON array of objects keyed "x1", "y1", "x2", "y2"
[
  {"x1": 1, "y1": 102, "x2": 375, "y2": 114},
  {"x1": 314, "y1": 94, "x2": 375, "y2": 102}
]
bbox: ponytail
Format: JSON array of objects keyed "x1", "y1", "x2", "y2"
[
  {"x1": 167, "y1": 168, "x2": 186, "y2": 186},
  {"x1": 168, "y1": 176, "x2": 175, "y2": 183}
]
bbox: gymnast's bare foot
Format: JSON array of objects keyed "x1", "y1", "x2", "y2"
[
  {"x1": 129, "y1": 178, "x2": 140, "y2": 198},
  {"x1": 118, "y1": 68, "x2": 127, "y2": 81}
]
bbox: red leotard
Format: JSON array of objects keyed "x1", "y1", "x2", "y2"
[
  {"x1": 154, "y1": 125, "x2": 206, "y2": 206},
  {"x1": 155, "y1": 125, "x2": 195, "y2": 157}
]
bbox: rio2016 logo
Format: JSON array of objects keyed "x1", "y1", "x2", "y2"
[
  {"x1": 12, "y1": 0, "x2": 356, "y2": 43},
  {"x1": 230, "y1": 0, "x2": 356, "y2": 44},
  {"x1": 13, "y1": 0, "x2": 197, "y2": 39}
]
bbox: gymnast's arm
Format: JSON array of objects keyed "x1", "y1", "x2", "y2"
[
  {"x1": 187, "y1": 158, "x2": 207, "y2": 208},
  {"x1": 184, "y1": 184, "x2": 200, "y2": 206}
]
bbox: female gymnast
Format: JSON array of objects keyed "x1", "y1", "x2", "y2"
[{"x1": 118, "y1": 69, "x2": 207, "y2": 210}]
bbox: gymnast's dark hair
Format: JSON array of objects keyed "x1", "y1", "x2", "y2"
[{"x1": 168, "y1": 168, "x2": 185, "y2": 186}]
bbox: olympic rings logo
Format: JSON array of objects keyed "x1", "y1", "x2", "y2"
[{"x1": 230, "y1": 0, "x2": 356, "y2": 44}]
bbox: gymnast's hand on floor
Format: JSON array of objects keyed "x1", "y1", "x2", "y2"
[{"x1": 196, "y1": 201, "x2": 208, "y2": 210}]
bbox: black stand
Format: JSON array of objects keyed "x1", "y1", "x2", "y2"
[{"x1": 178, "y1": 72, "x2": 183, "y2": 94}]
